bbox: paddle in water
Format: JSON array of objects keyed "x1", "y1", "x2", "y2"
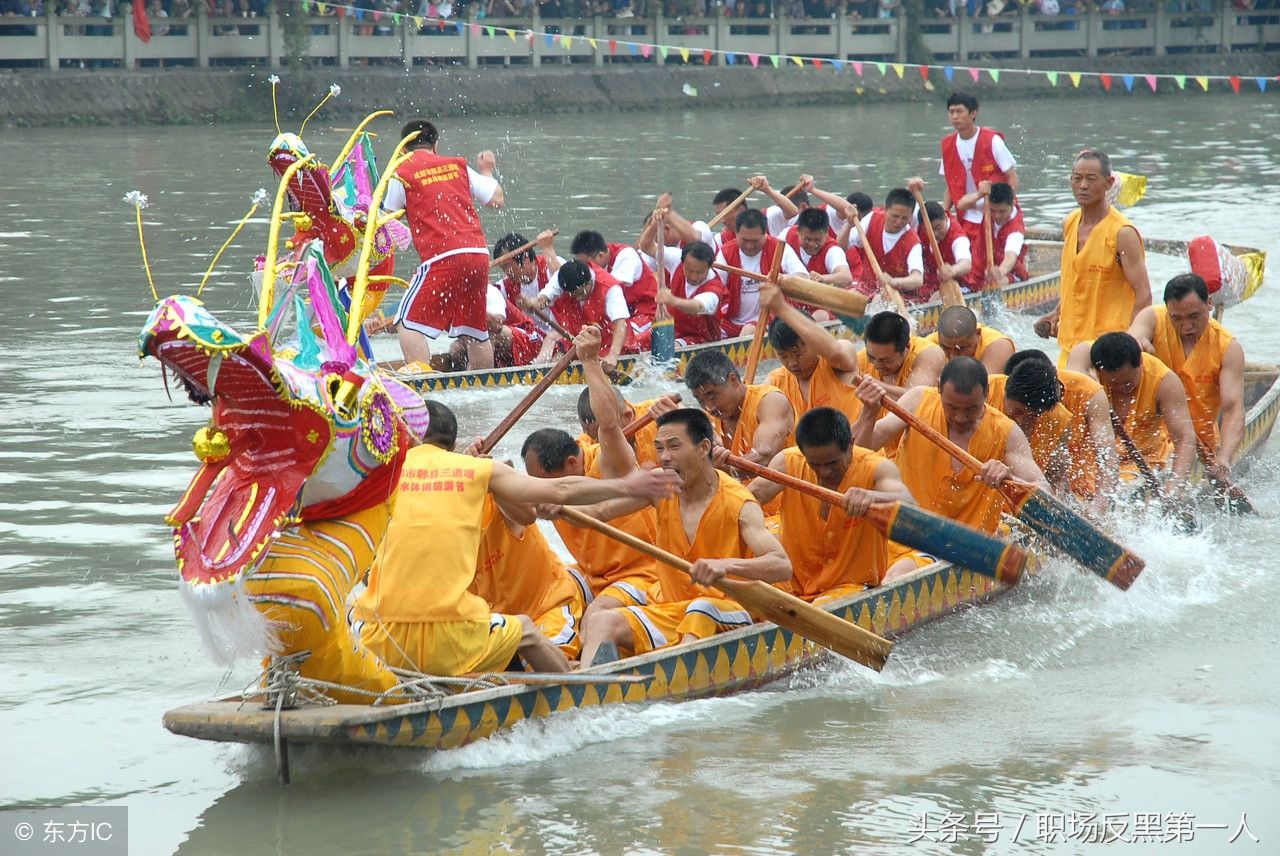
[
  {"x1": 1110, "y1": 410, "x2": 1199, "y2": 532},
  {"x1": 649, "y1": 209, "x2": 676, "y2": 366}
]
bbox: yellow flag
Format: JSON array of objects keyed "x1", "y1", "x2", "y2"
[
  {"x1": 892, "y1": 63, "x2": 905, "y2": 78},
  {"x1": 1069, "y1": 72, "x2": 1081, "y2": 88},
  {"x1": 791, "y1": 54, "x2": 803, "y2": 67},
  {"x1": 1196, "y1": 76, "x2": 1209, "y2": 91},
  {"x1": 316, "y1": 2, "x2": 326, "y2": 11},
  {"x1": 587, "y1": 37, "x2": 597, "y2": 49},
  {"x1": 563, "y1": 35, "x2": 572, "y2": 49},
  {"x1": 413, "y1": 15, "x2": 423, "y2": 27},
  {"x1": 680, "y1": 46, "x2": 689, "y2": 62},
  {"x1": 1241, "y1": 252, "x2": 1267, "y2": 301},
  {"x1": 1114, "y1": 171, "x2": 1147, "y2": 208},
  {"x1": 507, "y1": 27, "x2": 515, "y2": 40}
]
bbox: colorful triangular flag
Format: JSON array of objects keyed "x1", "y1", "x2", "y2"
[
  {"x1": 1144, "y1": 74, "x2": 1157, "y2": 91},
  {"x1": 1069, "y1": 71, "x2": 1081, "y2": 88},
  {"x1": 703, "y1": 48, "x2": 712, "y2": 64},
  {"x1": 563, "y1": 35, "x2": 572, "y2": 50},
  {"x1": 967, "y1": 67, "x2": 979, "y2": 82},
  {"x1": 1122, "y1": 74, "x2": 1134, "y2": 92},
  {"x1": 1229, "y1": 75, "x2": 1241, "y2": 93},
  {"x1": 892, "y1": 63, "x2": 904, "y2": 78},
  {"x1": 989, "y1": 68, "x2": 999, "y2": 83},
  {"x1": 832, "y1": 59, "x2": 842, "y2": 71},
  {"x1": 587, "y1": 36, "x2": 597, "y2": 49},
  {"x1": 943, "y1": 65, "x2": 954, "y2": 81},
  {"x1": 874, "y1": 61, "x2": 887, "y2": 76},
  {"x1": 811, "y1": 57, "x2": 822, "y2": 69},
  {"x1": 1045, "y1": 71, "x2": 1057, "y2": 86},
  {"x1": 726, "y1": 52, "x2": 736, "y2": 65},
  {"x1": 608, "y1": 38, "x2": 616, "y2": 54},
  {"x1": 1196, "y1": 75, "x2": 1209, "y2": 91},
  {"x1": 679, "y1": 46, "x2": 689, "y2": 62},
  {"x1": 770, "y1": 55, "x2": 780, "y2": 68},
  {"x1": 1100, "y1": 73, "x2": 1112, "y2": 91},
  {"x1": 792, "y1": 54, "x2": 804, "y2": 67},
  {"x1": 1257, "y1": 77, "x2": 1268, "y2": 92},
  {"x1": 1174, "y1": 74, "x2": 1186, "y2": 89},
  {"x1": 918, "y1": 65, "x2": 928, "y2": 82},
  {"x1": 852, "y1": 60, "x2": 863, "y2": 76},
  {"x1": 658, "y1": 44, "x2": 668, "y2": 59},
  {"x1": 749, "y1": 53, "x2": 759, "y2": 68}
]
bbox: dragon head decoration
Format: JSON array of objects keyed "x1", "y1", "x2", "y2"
[
  {"x1": 133, "y1": 138, "x2": 426, "y2": 664},
  {"x1": 264, "y1": 79, "x2": 410, "y2": 279}
]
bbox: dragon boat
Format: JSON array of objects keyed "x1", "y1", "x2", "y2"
[{"x1": 162, "y1": 359, "x2": 1278, "y2": 771}]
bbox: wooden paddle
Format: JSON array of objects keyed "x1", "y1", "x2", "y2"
[
  {"x1": 1109, "y1": 410, "x2": 1199, "y2": 531},
  {"x1": 650, "y1": 214, "x2": 676, "y2": 364},
  {"x1": 491, "y1": 229, "x2": 559, "y2": 270},
  {"x1": 559, "y1": 507, "x2": 893, "y2": 670},
  {"x1": 476, "y1": 348, "x2": 577, "y2": 455},
  {"x1": 858, "y1": 380, "x2": 1146, "y2": 590},
  {"x1": 910, "y1": 188, "x2": 966, "y2": 308},
  {"x1": 742, "y1": 239, "x2": 787, "y2": 384},
  {"x1": 1196, "y1": 439, "x2": 1256, "y2": 515},
  {"x1": 704, "y1": 186, "x2": 756, "y2": 232},
  {"x1": 530, "y1": 306, "x2": 571, "y2": 340},
  {"x1": 725, "y1": 452, "x2": 1026, "y2": 586},
  {"x1": 980, "y1": 191, "x2": 1003, "y2": 315},
  {"x1": 850, "y1": 212, "x2": 911, "y2": 317},
  {"x1": 621, "y1": 393, "x2": 681, "y2": 440},
  {"x1": 711, "y1": 263, "x2": 869, "y2": 320}
]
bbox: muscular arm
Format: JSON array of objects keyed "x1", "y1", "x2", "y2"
[
  {"x1": 490, "y1": 460, "x2": 666, "y2": 507},
  {"x1": 1217, "y1": 340, "x2": 1246, "y2": 466},
  {"x1": 1004, "y1": 166, "x2": 1019, "y2": 194},
  {"x1": 854, "y1": 384, "x2": 918, "y2": 451},
  {"x1": 871, "y1": 458, "x2": 916, "y2": 505},
  {"x1": 1126, "y1": 306, "x2": 1158, "y2": 354},
  {"x1": 495, "y1": 495, "x2": 536, "y2": 529},
  {"x1": 766, "y1": 283, "x2": 859, "y2": 372},
  {"x1": 730, "y1": 501, "x2": 793, "y2": 583},
  {"x1": 745, "y1": 450, "x2": 788, "y2": 507},
  {"x1": 1084, "y1": 388, "x2": 1119, "y2": 499},
  {"x1": 813, "y1": 258, "x2": 854, "y2": 289},
  {"x1": 979, "y1": 337, "x2": 1016, "y2": 376},
  {"x1": 1117, "y1": 225, "x2": 1152, "y2": 319},
  {"x1": 1157, "y1": 372, "x2": 1197, "y2": 493},
  {"x1": 663, "y1": 207, "x2": 702, "y2": 245},
  {"x1": 1003, "y1": 425, "x2": 1051, "y2": 490},
  {"x1": 582, "y1": 359, "x2": 637, "y2": 480},
  {"x1": 745, "y1": 391, "x2": 795, "y2": 466},
  {"x1": 903, "y1": 345, "x2": 946, "y2": 392},
  {"x1": 606, "y1": 318, "x2": 627, "y2": 362}
]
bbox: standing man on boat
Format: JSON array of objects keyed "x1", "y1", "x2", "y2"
[
  {"x1": 565, "y1": 408, "x2": 792, "y2": 664},
  {"x1": 1035, "y1": 149, "x2": 1153, "y2": 364},
  {"x1": 926, "y1": 305, "x2": 1016, "y2": 376},
  {"x1": 745, "y1": 407, "x2": 920, "y2": 595},
  {"x1": 760, "y1": 281, "x2": 862, "y2": 421},
  {"x1": 852, "y1": 358, "x2": 1048, "y2": 535},
  {"x1": 352, "y1": 403, "x2": 678, "y2": 678},
  {"x1": 1128, "y1": 273, "x2": 1246, "y2": 479},
  {"x1": 938, "y1": 91, "x2": 1019, "y2": 249},
  {"x1": 684, "y1": 349, "x2": 795, "y2": 474},
  {"x1": 385, "y1": 119, "x2": 505, "y2": 371}
]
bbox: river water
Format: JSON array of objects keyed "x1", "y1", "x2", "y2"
[{"x1": 2, "y1": 94, "x2": 1279, "y2": 855}]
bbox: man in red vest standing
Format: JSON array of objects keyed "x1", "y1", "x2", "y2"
[
  {"x1": 938, "y1": 92, "x2": 1019, "y2": 249},
  {"x1": 384, "y1": 119, "x2": 506, "y2": 370}
]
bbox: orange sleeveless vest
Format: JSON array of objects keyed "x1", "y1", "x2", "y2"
[
  {"x1": 1151, "y1": 307, "x2": 1233, "y2": 449},
  {"x1": 1057, "y1": 206, "x2": 1145, "y2": 358},
  {"x1": 471, "y1": 495, "x2": 578, "y2": 618},
  {"x1": 767, "y1": 358, "x2": 862, "y2": 422},
  {"x1": 655, "y1": 469, "x2": 756, "y2": 603},
  {"x1": 858, "y1": 335, "x2": 938, "y2": 458},
  {"x1": 986, "y1": 373, "x2": 1072, "y2": 473}
]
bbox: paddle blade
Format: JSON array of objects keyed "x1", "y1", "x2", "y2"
[
  {"x1": 718, "y1": 579, "x2": 892, "y2": 670},
  {"x1": 1011, "y1": 487, "x2": 1144, "y2": 590},
  {"x1": 882, "y1": 503, "x2": 1026, "y2": 587},
  {"x1": 838, "y1": 313, "x2": 869, "y2": 337},
  {"x1": 649, "y1": 317, "x2": 676, "y2": 365}
]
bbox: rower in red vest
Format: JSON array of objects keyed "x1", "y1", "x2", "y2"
[
  {"x1": 570, "y1": 231, "x2": 657, "y2": 330},
  {"x1": 938, "y1": 92, "x2": 1019, "y2": 248},
  {"x1": 782, "y1": 207, "x2": 853, "y2": 289},
  {"x1": 917, "y1": 200, "x2": 974, "y2": 302},
  {"x1": 537, "y1": 260, "x2": 643, "y2": 372},
  {"x1": 644, "y1": 239, "x2": 728, "y2": 345},
  {"x1": 492, "y1": 229, "x2": 565, "y2": 340},
  {"x1": 969, "y1": 182, "x2": 1030, "y2": 291},
  {"x1": 487, "y1": 285, "x2": 546, "y2": 369},
  {"x1": 841, "y1": 188, "x2": 925, "y2": 303},
  {"x1": 384, "y1": 118, "x2": 505, "y2": 370},
  {"x1": 713, "y1": 208, "x2": 807, "y2": 339}
]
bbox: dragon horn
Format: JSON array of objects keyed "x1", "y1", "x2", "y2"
[{"x1": 259, "y1": 154, "x2": 316, "y2": 330}]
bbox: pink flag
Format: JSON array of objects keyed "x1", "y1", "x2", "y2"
[
  {"x1": 967, "y1": 67, "x2": 979, "y2": 82},
  {"x1": 749, "y1": 53, "x2": 759, "y2": 68}
]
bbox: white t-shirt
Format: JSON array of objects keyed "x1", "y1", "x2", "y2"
[
  {"x1": 383, "y1": 164, "x2": 498, "y2": 211},
  {"x1": 764, "y1": 205, "x2": 797, "y2": 237},
  {"x1": 691, "y1": 220, "x2": 727, "y2": 253},
  {"x1": 713, "y1": 243, "x2": 807, "y2": 325},
  {"x1": 608, "y1": 245, "x2": 645, "y2": 287},
  {"x1": 848, "y1": 212, "x2": 925, "y2": 275},
  {"x1": 937, "y1": 127, "x2": 1017, "y2": 224},
  {"x1": 999, "y1": 208, "x2": 1026, "y2": 260},
  {"x1": 949, "y1": 233, "x2": 973, "y2": 262},
  {"x1": 485, "y1": 284, "x2": 507, "y2": 319}
]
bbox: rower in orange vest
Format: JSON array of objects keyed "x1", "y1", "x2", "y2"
[
  {"x1": 747, "y1": 407, "x2": 921, "y2": 596},
  {"x1": 567, "y1": 408, "x2": 793, "y2": 664},
  {"x1": 856, "y1": 312, "x2": 946, "y2": 459},
  {"x1": 985, "y1": 361, "x2": 1073, "y2": 492},
  {"x1": 1002, "y1": 349, "x2": 1119, "y2": 509},
  {"x1": 852, "y1": 357, "x2": 1048, "y2": 535},
  {"x1": 1067, "y1": 332, "x2": 1198, "y2": 496},
  {"x1": 760, "y1": 280, "x2": 862, "y2": 423},
  {"x1": 354, "y1": 401, "x2": 679, "y2": 678},
  {"x1": 927, "y1": 305, "x2": 1016, "y2": 376},
  {"x1": 1129, "y1": 273, "x2": 1246, "y2": 480},
  {"x1": 1034, "y1": 149, "x2": 1153, "y2": 365}
]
